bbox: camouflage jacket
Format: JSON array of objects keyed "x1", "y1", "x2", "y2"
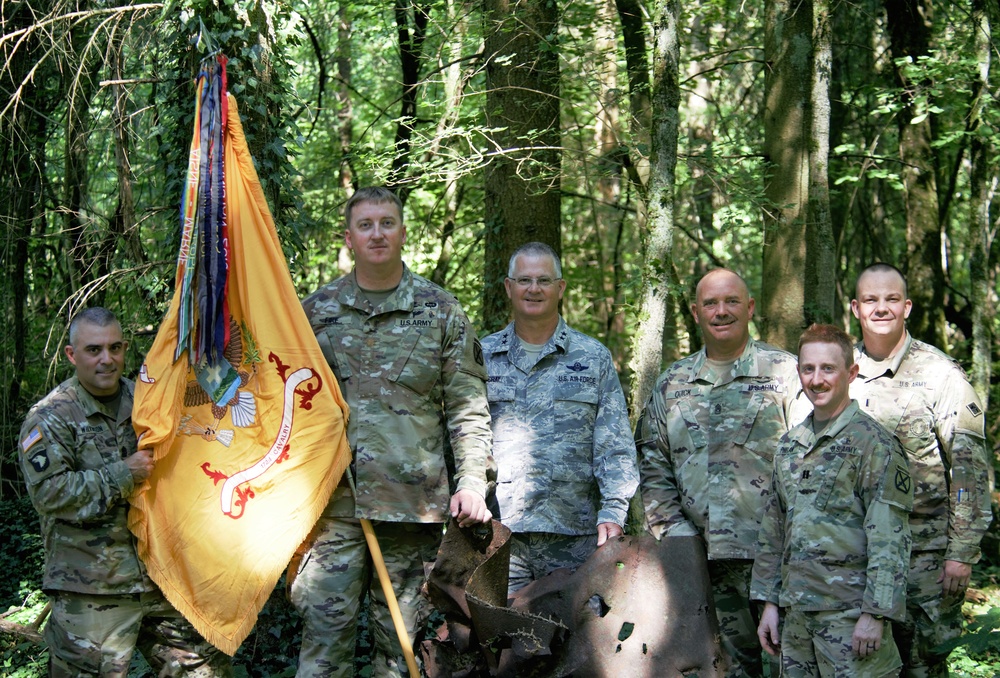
[
  {"x1": 851, "y1": 333, "x2": 992, "y2": 562},
  {"x1": 18, "y1": 377, "x2": 153, "y2": 595},
  {"x1": 482, "y1": 318, "x2": 639, "y2": 535},
  {"x1": 303, "y1": 265, "x2": 493, "y2": 523},
  {"x1": 637, "y1": 338, "x2": 808, "y2": 560},
  {"x1": 750, "y1": 401, "x2": 913, "y2": 621}
]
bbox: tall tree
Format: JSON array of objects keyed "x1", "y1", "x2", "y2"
[
  {"x1": 388, "y1": 0, "x2": 431, "y2": 197},
  {"x1": 761, "y1": 0, "x2": 812, "y2": 348},
  {"x1": 482, "y1": 0, "x2": 562, "y2": 332},
  {"x1": 883, "y1": 0, "x2": 944, "y2": 346},
  {"x1": 626, "y1": 0, "x2": 680, "y2": 416},
  {"x1": 805, "y1": 0, "x2": 835, "y2": 324},
  {"x1": 968, "y1": 0, "x2": 995, "y2": 408},
  {"x1": 1, "y1": 0, "x2": 53, "y2": 422}
]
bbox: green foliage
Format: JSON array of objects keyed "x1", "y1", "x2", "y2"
[
  {"x1": 231, "y1": 579, "x2": 303, "y2": 676},
  {"x1": 0, "y1": 497, "x2": 44, "y2": 609},
  {"x1": 938, "y1": 607, "x2": 1000, "y2": 656},
  {"x1": 0, "y1": 498, "x2": 47, "y2": 676}
]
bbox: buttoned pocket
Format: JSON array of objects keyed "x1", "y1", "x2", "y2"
[
  {"x1": 389, "y1": 330, "x2": 439, "y2": 396},
  {"x1": 675, "y1": 399, "x2": 709, "y2": 449},
  {"x1": 317, "y1": 329, "x2": 353, "y2": 381},
  {"x1": 814, "y1": 452, "x2": 861, "y2": 511},
  {"x1": 553, "y1": 385, "x2": 599, "y2": 444}
]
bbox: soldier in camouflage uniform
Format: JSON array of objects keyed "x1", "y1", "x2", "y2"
[
  {"x1": 294, "y1": 187, "x2": 494, "y2": 677},
  {"x1": 18, "y1": 307, "x2": 232, "y2": 677},
  {"x1": 637, "y1": 268, "x2": 808, "y2": 677},
  {"x1": 850, "y1": 263, "x2": 992, "y2": 677},
  {"x1": 752, "y1": 323, "x2": 913, "y2": 678},
  {"x1": 482, "y1": 242, "x2": 639, "y2": 594}
]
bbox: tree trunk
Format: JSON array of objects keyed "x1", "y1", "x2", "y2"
[
  {"x1": 627, "y1": 0, "x2": 680, "y2": 418},
  {"x1": 389, "y1": 0, "x2": 431, "y2": 198},
  {"x1": 761, "y1": 0, "x2": 812, "y2": 348},
  {"x1": 968, "y1": 0, "x2": 994, "y2": 409},
  {"x1": 614, "y1": 0, "x2": 652, "y2": 190},
  {"x1": 337, "y1": 4, "x2": 354, "y2": 193},
  {"x1": 482, "y1": 0, "x2": 562, "y2": 333},
  {"x1": 805, "y1": 0, "x2": 835, "y2": 325},
  {"x1": 64, "y1": 62, "x2": 99, "y2": 298},
  {"x1": 883, "y1": 0, "x2": 944, "y2": 347}
]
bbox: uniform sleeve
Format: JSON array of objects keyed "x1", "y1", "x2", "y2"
[
  {"x1": 936, "y1": 372, "x2": 992, "y2": 564},
  {"x1": 636, "y1": 390, "x2": 699, "y2": 540},
  {"x1": 861, "y1": 439, "x2": 912, "y2": 621},
  {"x1": 592, "y1": 353, "x2": 639, "y2": 527},
  {"x1": 750, "y1": 467, "x2": 784, "y2": 605},
  {"x1": 19, "y1": 415, "x2": 134, "y2": 522},
  {"x1": 440, "y1": 303, "x2": 494, "y2": 498}
]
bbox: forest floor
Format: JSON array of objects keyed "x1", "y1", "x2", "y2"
[{"x1": 2, "y1": 493, "x2": 1000, "y2": 678}]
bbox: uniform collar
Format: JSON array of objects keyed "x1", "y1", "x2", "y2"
[
  {"x1": 71, "y1": 376, "x2": 131, "y2": 423},
  {"x1": 794, "y1": 399, "x2": 861, "y2": 449},
  {"x1": 688, "y1": 337, "x2": 760, "y2": 385},
  {"x1": 855, "y1": 331, "x2": 912, "y2": 379},
  {"x1": 336, "y1": 264, "x2": 416, "y2": 315},
  {"x1": 491, "y1": 316, "x2": 570, "y2": 373}
]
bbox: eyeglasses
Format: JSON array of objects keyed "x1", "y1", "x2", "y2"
[{"x1": 509, "y1": 276, "x2": 561, "y2": 288}]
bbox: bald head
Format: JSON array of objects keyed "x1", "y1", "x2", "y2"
[
  {"x1": 691, "y1": 269, "x2": 755, "y2": 360},
  {"x1": 695, "y1": 269, "x2": 750, "y2": 302}
]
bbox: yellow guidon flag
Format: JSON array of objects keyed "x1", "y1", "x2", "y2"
[{"x1": 129, "y1": 57, "x2": 350, "y2": 655}]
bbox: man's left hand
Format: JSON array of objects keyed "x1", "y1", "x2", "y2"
[
  {"x1": 449, "y1": 489, "x2": 491, "y2": 527},
  {"x1": 939, "y1": 560, "x2": 972, "y2": 596},
  {"x1": 597, "y1": 522, "x2": 623, "y2": 547},
  {"x1": 851, "y1": 613, "x2": 883, "y2": 657}
]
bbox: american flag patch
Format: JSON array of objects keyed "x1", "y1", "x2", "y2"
[{"x1": 21, "y1": 426, "x2": 43, "y2": 452}]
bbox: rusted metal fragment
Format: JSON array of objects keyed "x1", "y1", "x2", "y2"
[
  {"x1": 424, "y1": 525, "x2": 726, "y2": 677},
  {"x1": 504, "y1": 534, "x2": 727, "y2": 677}
]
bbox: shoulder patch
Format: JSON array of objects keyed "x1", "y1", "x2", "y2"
[
  {"x1": 967, "y1": 402, "x2": 983, "y2": 417},
  {"x1": 20, "y1": 426, "x2": 43, "y2": 453},
  {"x1": 879, "y1": 457, "x2": 913, "y2": 510},
  {"x1": 474, "y1": 338, "x2": 484, "y2": 366},
  {"x1": 26, "y1": 448, "x2": 50, "y2": 473},
  {"x1": 894, "y1": 466, "x2": 911, "y2": 494}
]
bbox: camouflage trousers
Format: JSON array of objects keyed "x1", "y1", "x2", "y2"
[
  {"x1": 508, "y1": 532, "x2": 596, "y2": 596},
  {"x1": 44, "y1": 590, "x2": 233, "y2": 678},
  {"x1": 289, "y1": 517, "x2": 442, "y2": 678},
  {"x1": 779, "y1": 607, "x2": 902, "y2": 677},
  {"x1": 893, "y1": 550, "x2": 966, "y2": 678},
  {"x1": 708, "y1": 559, "x2": 763, "y2": 678}
]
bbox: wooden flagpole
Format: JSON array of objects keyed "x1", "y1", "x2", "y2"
[{"x1": 360, "y1": 518, "x2": 421, "y2": 677}]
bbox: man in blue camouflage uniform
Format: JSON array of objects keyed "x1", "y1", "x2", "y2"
[
  {"x1": 482, "y1": 242, "x2": 638, "y2": 594},
  {"x1": 851, "y1": 263, "x2": 992, "y2": 677},
  {"x1": 294, "y1": 187, "x2": 494, "y2": 677},
  {"x1": 753, "y1": 323, "x2": 912, "y2": 677},
  {"x1": 18, "y1": 307, "x2": 232, "y2": 677},
  {"x1": 637, "y1": 268, "x2": 808, "y2": 677}
]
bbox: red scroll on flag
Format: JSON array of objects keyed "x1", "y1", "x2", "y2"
[{"x1": 129, "y1": 59, "x2": 350, "y2": 655}]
